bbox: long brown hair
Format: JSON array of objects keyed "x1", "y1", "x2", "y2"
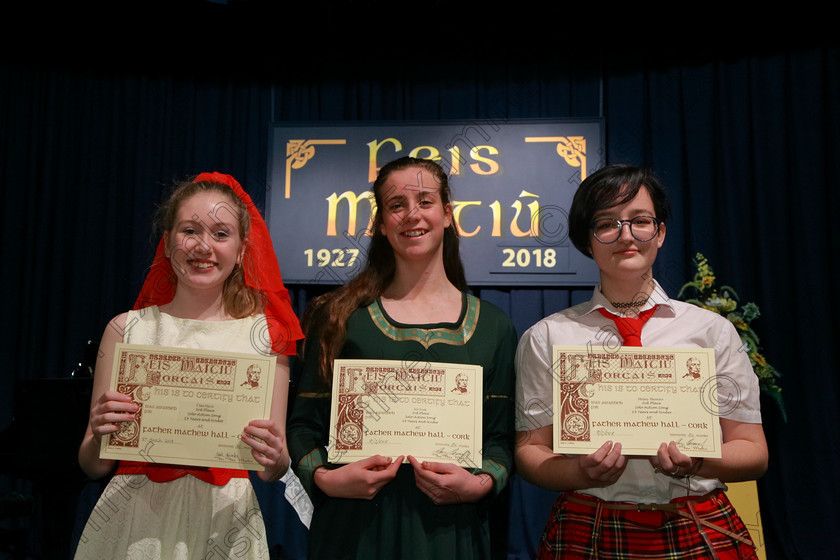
[
  {"x1": 303, "y1": 157, "x2": 467, "y2": 385},
  {"x1": 157, "y1": 179, "x2": 265, "y2": 318}
]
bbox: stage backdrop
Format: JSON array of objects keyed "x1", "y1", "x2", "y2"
[
  {"x1": 0, "y1": 28, "x2": 837, "y2": 560},
  {"x1": 267, "y1": 119, "x2": 603, "y2": 286}
]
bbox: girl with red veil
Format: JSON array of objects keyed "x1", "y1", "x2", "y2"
[{"x1": 75, "y1": 173, "x2": 303, "y2": 559}]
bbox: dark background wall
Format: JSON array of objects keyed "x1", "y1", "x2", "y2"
[{"x1": 1, "y1": 2, "x2": 837, "y2": 558}]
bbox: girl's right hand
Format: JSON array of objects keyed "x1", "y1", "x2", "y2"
[
  {"x1": 313, "y1": 455, "x2": 404, "y2": 499},
  {"x1": 88, "y1": 390, "x2": 138, "y2": 442},
  {"x1": 577, "y1": 441, "x2": 627, "y2": 487}
]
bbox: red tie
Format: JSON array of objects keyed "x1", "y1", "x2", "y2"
[{"x1": 598, "y1": 306, "x2": 658, "y2": 347}]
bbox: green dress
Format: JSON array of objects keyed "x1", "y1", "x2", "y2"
[{"x1": 288, "y1": 293, "x2": 517, "y2": 560}]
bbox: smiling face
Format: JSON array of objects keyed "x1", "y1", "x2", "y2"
[
  {"x1": 377, "y1": 166, "x2": 453, "y2": 266},
  {"x1": 164, "y1": 190, "x2": 245, "y2": 294},
  {"x1": 588, "y1": 186, "x2": 666, "y2": 283}
]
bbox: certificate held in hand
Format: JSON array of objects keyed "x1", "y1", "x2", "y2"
[
  {"x1": 99, "y1": 343, "x2": 276, "y2": 470},
  {"x1": 552, "y1": 346, "x2": 723, "y2": 458},
  {"x1": 328, "y1": 359, "x2": 483, "y2": 468}
]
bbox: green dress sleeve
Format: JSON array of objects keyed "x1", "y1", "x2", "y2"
[
  {"x1": 474, "y1": 304, "x2": 518, "y2": 498},
  {"x1": 287, "y1": 320, "x2": 333, "y2": 506}
]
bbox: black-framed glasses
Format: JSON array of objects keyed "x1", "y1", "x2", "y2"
[{"x1": 590, "y1": 216, "x2": 662, "y2": 243}]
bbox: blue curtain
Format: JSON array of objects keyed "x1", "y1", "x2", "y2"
[{"x1": 1, "y1": 41, "x2": 836, "y2": 559}]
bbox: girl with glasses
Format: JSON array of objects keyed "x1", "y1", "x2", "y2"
[{"x1": 514, "y1": 164, "x2": 767, "y2": 559}]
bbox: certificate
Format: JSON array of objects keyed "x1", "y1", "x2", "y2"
[
  {"x1": 100, "y1": 343, "x2": 275, "y2": 470},
  {"x1": 552, "y1": 346, "x2": 722, "y2": 458},
  {"x1": 328, "y1": 359, "x2": 482, "y2": 468}
]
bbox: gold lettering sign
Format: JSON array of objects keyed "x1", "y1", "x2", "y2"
[{"x1": 268, "y1": 120, "x2": 603, "y2": 286}]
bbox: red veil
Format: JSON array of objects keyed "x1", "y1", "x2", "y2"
[{"x1": 131, "y1": 171, "x2": 303, "y2": 355}]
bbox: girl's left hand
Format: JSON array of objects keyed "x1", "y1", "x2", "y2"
[
  {"x1": 242, "y1": 419, "x2": 287, "y2": 481},
  {"x1": 649, "y1": 441, "x2": 701, "y2": 477},
  {"x1": 407, "y1": 455, "x2": 494, "y2": 505}
]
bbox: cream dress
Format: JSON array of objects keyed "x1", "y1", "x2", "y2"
[{"x1": 75, "y1": 306, "x2": 272, "y2": 560}]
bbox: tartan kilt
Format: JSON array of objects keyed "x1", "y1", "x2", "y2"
[{"x1": 537, "y1": 490, "x2": 758, "y2": 560}]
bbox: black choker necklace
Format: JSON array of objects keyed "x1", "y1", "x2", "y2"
[{"x1": 610, "y1": 297, "x2": 649, "y2": 309}]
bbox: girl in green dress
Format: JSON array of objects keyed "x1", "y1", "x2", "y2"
[{"x1": 288, "y1": 157, "x2": 517, "y2": 559}]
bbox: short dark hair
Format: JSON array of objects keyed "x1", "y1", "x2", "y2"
[{"x1": 568, "y1": 164, "x2": 671, "y2": 257}]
